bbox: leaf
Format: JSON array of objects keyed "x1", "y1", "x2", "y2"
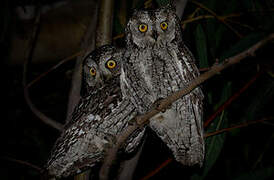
[
  {"x1": 195, "y1": 24, "x2": 209, "y2": 68},
  {"x1": 191, "y1": 82, "x2": 232, "y2": 180},
  {"x1": 231, "y1": 167, "x2": 274, "y2": 180},
  {"x1": 240, "y1": 76, "x2": 274, "y2": 122}
]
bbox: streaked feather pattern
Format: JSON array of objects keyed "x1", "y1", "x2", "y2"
[
  {"x1": 121, "y1": 5, "x2": 204, "y2": 166},
  {"x1": 46, "y1": 45, "x2": 145, "y2": 178}
]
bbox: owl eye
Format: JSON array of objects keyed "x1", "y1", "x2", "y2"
[
  {"x1": 138, "y1": 24, "x2": 148, "y2": 33},
  {"x1": 160, "y1": 22, "x2": 168, "y2": 30},
  {"x1": 89, "y1": 67, "x2": 96, "y2": 76},
  {"x1": 106, "y1": 59, "x2": 116, "y2": 69}
]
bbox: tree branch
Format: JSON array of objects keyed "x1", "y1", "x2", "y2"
[
  {"x1": 1, "y1": 156, "x2": 43, "y2": 173},
  {"x1": 138, "y1": 116, "x2": 273, "y2": 180},
  {"x1": 22, "y1": 7, "x2": 63, "y2": 132},
  {"x1": 66, "y1": 3, "x2": 98, "y2": 123},
  {"x1": 204, "y1": 71, "x2": 262, "y2": 127},
  {"x1": 99, "y1": 33, "x2": 274, "y2": 180},
  {"x1": 173, "y1": 0, "x2": 189, "y2": 19},
  {"x1": 96, "y1": 0, "x2": 114, "y2": 47},
  {"x1": 26, "y1": 50, "x2": 84, "y2": 89}
]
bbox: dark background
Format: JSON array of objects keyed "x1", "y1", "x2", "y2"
[{"x1": 1, "y1": 0, "x2": 274, "y2": 179}]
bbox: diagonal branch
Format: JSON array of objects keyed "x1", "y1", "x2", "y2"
[
  {"x1": 205, "y1": 117, "x2": 274, "y2": 138},
  {"x1": 1, "y1": 156, "x2": 43, "y2": 173},
  {"x1": 99, "y1": 33, "x2": 274, "y2": 180},
  {"x1": 26, "y1": 50, "x2": 84, "y2": 88},
  {"x1": 204, "y1": 71, "x2": 262, "y2": 127}
]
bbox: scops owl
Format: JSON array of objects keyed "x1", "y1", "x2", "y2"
[
  {"x1": 121, "y1": 5, "x2": 204, "y2": 166},
  {"x1": 46, "y1": 45, "x2": 145, "y2": 178}
]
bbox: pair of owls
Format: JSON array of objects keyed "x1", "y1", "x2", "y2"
[{"x1": 46, "y1": 5, "x2": 204, "y2": 178}]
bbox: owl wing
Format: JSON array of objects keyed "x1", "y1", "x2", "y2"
[
  {"x1": 178, "y1": 43, "x2": 204, "y2": 140},
  {"x1": 148, "y1": 44, "x2": 204, "y2": 166},
  {"x1": 46, "y1": 97, "x2": 145, "y2": 178},
  {"x1": 66, "y1": 92, "x2": 98, "y2": 128},
  {"x1": 174, "y1": 44, "x2": 205, "y2": 166}
]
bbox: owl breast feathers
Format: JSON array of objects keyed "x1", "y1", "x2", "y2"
[
  {"x1": 45, "y1": 45, "x2": 145, "y2": 178},
  {"x1": 121, "y1": 5, "x2": 205, "y2": 166}
]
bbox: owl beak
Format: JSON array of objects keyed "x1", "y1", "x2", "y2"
[
  {"x1": 102, "y1": 74, "x2": 112, "y2": 82},
  {"x1": 152, "y1": 31, "x2": 158, "y2": 40},
  {"x1": 96, "y1": 78, "x2": 104, "y2": 88}
]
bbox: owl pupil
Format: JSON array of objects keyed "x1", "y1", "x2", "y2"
[
  {"x1": 141, "y1": 25, "x2": 145, "y2": 29},
  {"x1": 109, "y1": 62, "x2": 113, "y2": 66}
]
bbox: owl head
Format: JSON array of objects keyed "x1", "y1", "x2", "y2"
[
  {"x1": 126, "y1": 5, "x2": 182, "y2": 49},
  {"x1": 154, "y1": 5, "x2": 183, "y2": 47},
  {"x1": 126, "y1": 9, "x2": 155, "y2": 49},
  {"x1": 81, "y1": 45, "x2": 123, "y2": 96}
]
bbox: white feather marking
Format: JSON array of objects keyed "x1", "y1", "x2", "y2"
[
  {"x1": 86, "y1": 114, "x2": 95, "y2": 122},
  {"x1": 171, "y1": 50, "x2": 184, "y2": 78}
]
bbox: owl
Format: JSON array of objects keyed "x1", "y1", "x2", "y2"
[
  {"x1": 45, "y1": 45, "x2": 145, "y2": 178},
  {"x1": 121, "y1": 5, "x2": 204, "y2": 166}
]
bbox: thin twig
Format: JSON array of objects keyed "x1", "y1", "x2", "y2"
[
  {"x1": 182, "y1": 7, "x2": 200, "y2": 29},
  {"x1": 22, "y1": 8, "x2": 63, "y2": 132},
  {"x1": 181, "y1": 8, "x2": 274, "y2": 26},
  {"x1": 144, "y1": 0, "x2": 153, "y2": 9},
  {"x1": 1, "y1": 156, "x2": 43, "y2": 173},
  {"x1": 190, "y1": 0, "x2": 243, "y2": 38},
  {"x1": 139, "y1": 158, "x2": 172, "y2": 180},
  {"x1": 205, "y1": 117, "x2": 273, "y2": 138},
  {"x1": 226, "y1": 19, "x2": 255, "y2": 30},
  {"x1": 66, "y1": 5, "x2": 98, "y2": 123},
  {"x1": 204, "y1": 71, "x2": 262, "y2": 127},
  {"x1": 27, "y1": 31, "x2": 125, "y2": 89},
  {"x1": 99, "y1": 33, "x2": 274, "y2": 180},
  {"x1": 139, "y1": 116, "x2": 273, "y2": 180},
  {"x1": 27, "y1": 50, "x2": 84, "y2": 88}
]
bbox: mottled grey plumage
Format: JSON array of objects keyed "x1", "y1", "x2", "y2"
[
  {"x1": 46, "y1": 45, "x2": 144, "y2": 178},
  {"x1": 121, "y1": 5, "x2": 204, "y2": 166}
]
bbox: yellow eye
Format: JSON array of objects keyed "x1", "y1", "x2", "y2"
[
  {"x1": 106, "y1": 60, "x2": 116, "y2": 69},
  {"x1": 160, "y1": 22, "x2": 168, "y2": 30},
  {"x1": 138, "y1": 24, "x2": 148, "y2": 32},
  {"x1": 89, "y1": 68, "x2": 96, "y2": 76}
]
